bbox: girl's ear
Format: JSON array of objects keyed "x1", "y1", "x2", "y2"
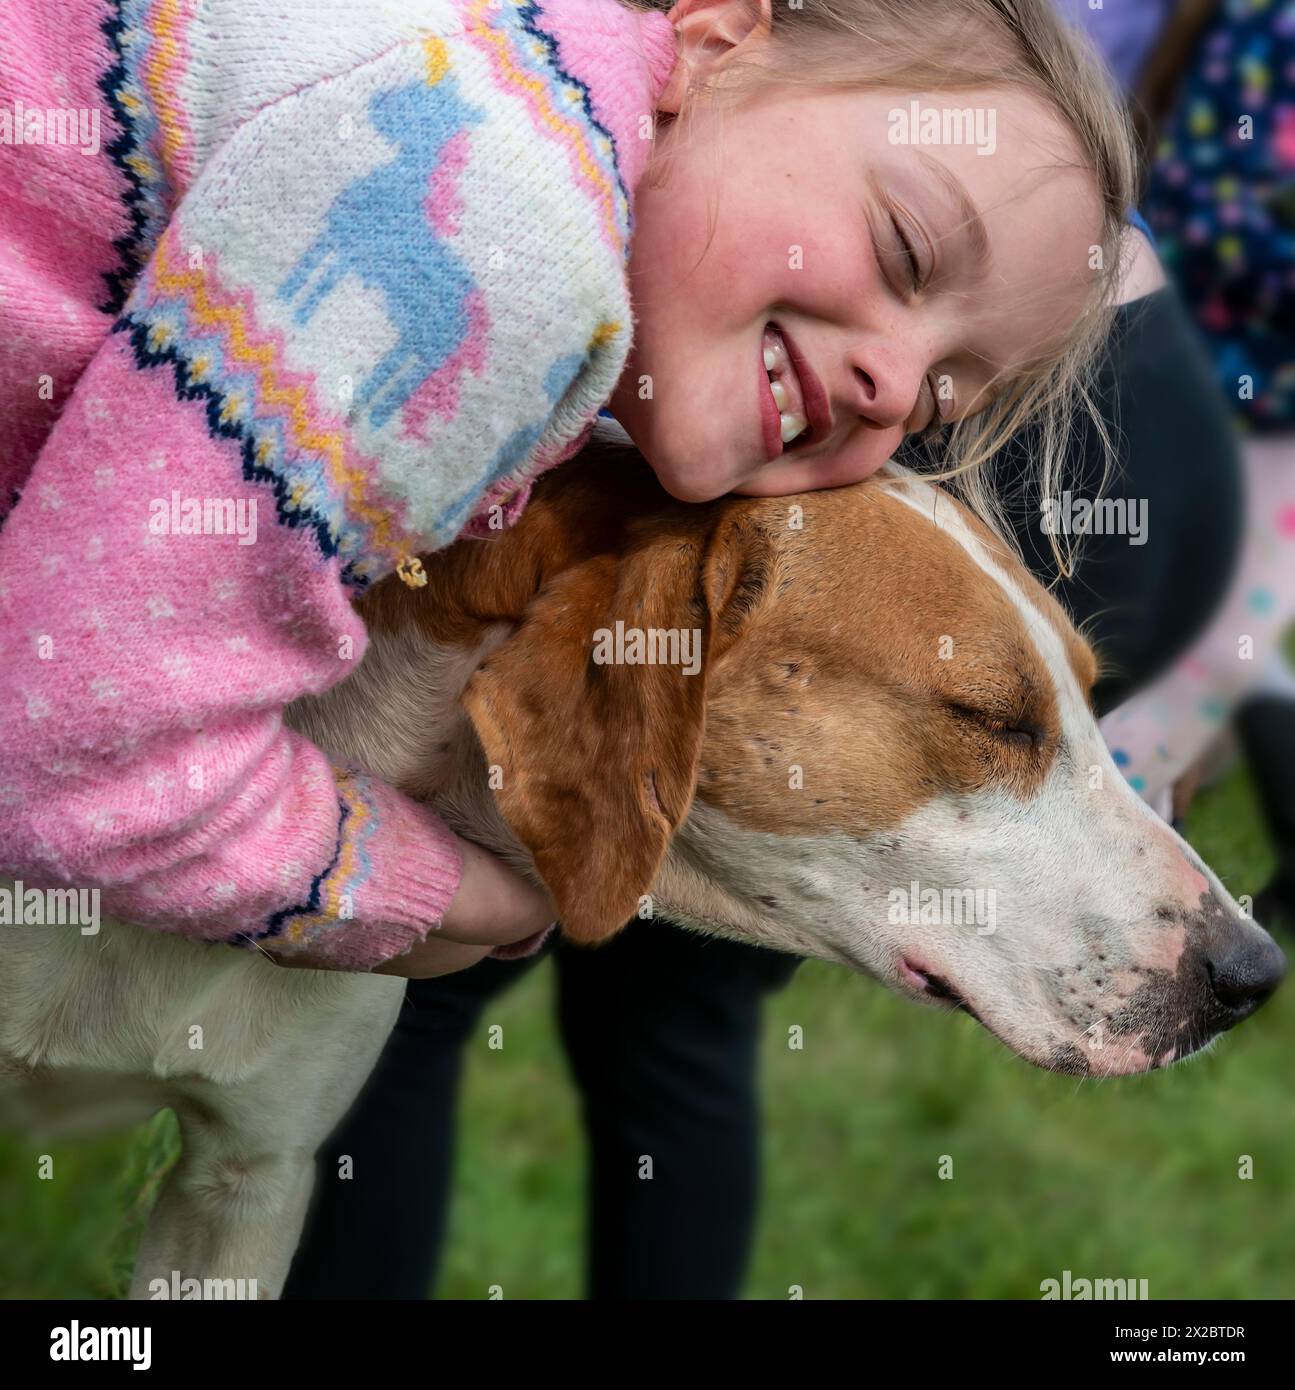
[{"x1": 461, "y1": 515, "x2": 772, "y2": 944}]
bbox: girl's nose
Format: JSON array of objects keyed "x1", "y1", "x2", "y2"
[
  {"x1": 848, "y1": 347, "x2": 924, "y2": 431},
  {"x1": 844, "y1": 330, "x2": 928, "y2": 428}
]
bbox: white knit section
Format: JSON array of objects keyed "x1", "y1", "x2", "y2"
[
  {"x1": 179, "y1": 0, "x2": 471, "y2": 167},
  {"x1": 176, "y1": 25, "x2": 630, "y2": 548}
]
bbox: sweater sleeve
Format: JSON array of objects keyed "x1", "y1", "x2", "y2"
[
  {"x1": 0, "y1": 26, "x2": 638, "y2": 969},
  {"x1": 0, "y1": 322, "x2": 464, "y2": 970}
]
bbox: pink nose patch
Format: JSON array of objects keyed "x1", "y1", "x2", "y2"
[{"x1": 1181, "y1": 864, "x2": 1209, "y2": 901}]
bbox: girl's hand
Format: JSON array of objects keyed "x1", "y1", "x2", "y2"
[
  {"x1": 368, "y1": 936, "x2": 497, "y2": 979},
  {"x1": 373, "y1": 840, "x2": 556, "y2": 977},
  {"x1": 433, "y1": 838, "x2": 556, "y2": 948},
  {"x1": 269, "y1": 838, "x2": 556, "y2": 978}
]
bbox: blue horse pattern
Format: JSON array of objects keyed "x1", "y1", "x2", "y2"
[{"x1": 279, "y1": 69, "x2": 486, "y2": 434}]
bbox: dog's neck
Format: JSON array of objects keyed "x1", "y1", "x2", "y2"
[
  {"x1": 284, "y1": 622, "x2": 525, "y2": 864},
  {"x1": 285, "y1": 435, "x2": 798, "y2": 952},
  {"x1": 284, "y1": 619, "x2": 774, "y2": 947}
]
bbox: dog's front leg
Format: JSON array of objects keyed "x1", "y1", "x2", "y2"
[{"x1": 128, "y1": 1113, "x2": 315, "y2": 1301}]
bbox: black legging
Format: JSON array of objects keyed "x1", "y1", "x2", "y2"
[{"x1": 282, "y1": 285, "x2": 1243, "y2": 1301}]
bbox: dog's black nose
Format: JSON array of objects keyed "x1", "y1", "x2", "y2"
[{"x1": 1205, "y1": 934, "x2": 1286, "y2": 1023}]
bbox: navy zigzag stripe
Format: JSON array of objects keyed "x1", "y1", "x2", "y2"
[
  {"x1": 113, "y1": 313, "x2": 370, "y2": 591},
  {"x1": 514, "y1": 0, "x2": 634, "y2": 238},
  {"x1": 230, "y1": 793, "x2": 353, "y2": 948},
  {"x1": 97, "y1": 1, "x2": 154, "y2": 317}
]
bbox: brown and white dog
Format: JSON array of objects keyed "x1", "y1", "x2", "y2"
[{"x1": 0, "y1": 429, "x2": 1284, "y2": 1297}]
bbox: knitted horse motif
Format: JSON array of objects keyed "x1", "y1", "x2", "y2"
[{"x1": 278, "y1": 70, "x2": 487, "y2": 435}]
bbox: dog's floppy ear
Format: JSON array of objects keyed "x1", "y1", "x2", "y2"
[{"x1": 461, "y1": 513, "x2": 770, "y2": 944}]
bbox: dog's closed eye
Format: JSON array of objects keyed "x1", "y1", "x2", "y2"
[{"x1": 945, "y1": 700, "x2": 1044, "y2": 749}]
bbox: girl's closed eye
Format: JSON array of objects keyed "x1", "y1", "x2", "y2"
[{"x1": 886, "y1": 203, "x2": 931, "y2": 295}]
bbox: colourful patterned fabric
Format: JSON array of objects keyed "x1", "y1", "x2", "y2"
[
  {"x1": 1142, "y1": 0, "x2": 1295, "y2": 432},
  {"x1": 1096, "y1": 1, "x2": 1295, "y2": 824},
  {"x1": 1099, "y1": 435, "x2": 1295, "y2": 811},
  {"x1": 0, "y1": 0, "x2": 677, "y2": 968}
]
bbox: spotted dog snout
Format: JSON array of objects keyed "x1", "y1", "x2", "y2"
[{"x1": 1045, "y1": 893, "x2": 1286, "y2": 1076}]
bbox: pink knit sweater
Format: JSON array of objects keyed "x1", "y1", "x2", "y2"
[{"x1": 0, "y1": 0, "x2": 677, "y2": 968}]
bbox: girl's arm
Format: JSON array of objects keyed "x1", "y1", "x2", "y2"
[{"x1": 0, "y1": 28, "x2": 633, "y2": 970}]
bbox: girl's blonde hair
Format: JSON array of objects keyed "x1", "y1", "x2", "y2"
[{"x1": 619, "y1": 0, "x2": 1140, "y2": 577}]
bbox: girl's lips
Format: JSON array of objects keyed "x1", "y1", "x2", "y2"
[
  {"x1": 775, "y1": 323, "x2": 832, "y2": 444},
  {"x1": 756, "y1": 322, "x2": 832, "y2": 465}
]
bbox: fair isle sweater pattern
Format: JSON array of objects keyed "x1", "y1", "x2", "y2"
[{"x1": 100, "y1": 0, "x2": 643, "y2": 589}]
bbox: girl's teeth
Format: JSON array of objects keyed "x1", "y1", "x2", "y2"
[
  {"x1": 763, "y1": 325, "x2": 809, "y2": 446},
  {"x1": 780, "y1": 411, "x2": 809, "y2": 444},
  {"x1": 764, "y1": 326, "x2": 791, "y2": 373}
]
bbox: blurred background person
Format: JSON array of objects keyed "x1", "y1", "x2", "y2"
[{"x1": 1063, "y1": 0, "x2": 1295, "y2": 934}]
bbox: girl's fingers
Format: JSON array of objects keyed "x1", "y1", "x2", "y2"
[
  {"x1": 369, "y1": 938, "x2": 493, "y2": 979},
  {"x1": 434, "y1": 839, "x2": 557, "y2": 947}
]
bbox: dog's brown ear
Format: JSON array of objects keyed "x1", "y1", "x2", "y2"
[{"x1": 461, "y1": 513, "x2": 770, "y2": 944}]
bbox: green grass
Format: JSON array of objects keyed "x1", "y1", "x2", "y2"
[{"x1": 2, "y1": 762, "x2": 1291, "y2": 1300}]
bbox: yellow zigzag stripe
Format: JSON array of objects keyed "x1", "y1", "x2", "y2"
[
  {"x1": 145, "y1": 0, "x2": 189, "y2": 187},
  {"x1": 463, "y1": 0, "x2": 624, "y2": 252},
  {"x1": 323, "y1": 771, "x2": 371, "y2": 924},
  {"x1": 423, "y1": 34, "x2": 450, "y2": 85},
  {"x1": 279, "y1": 770, "x2": 374, "y2": 943},
  {"x1": 150, "y1": 230, "x2": 406, "y2": 565}
]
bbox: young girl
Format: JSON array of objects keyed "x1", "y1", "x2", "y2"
[{"x1": 0, "y1": 0, "x2": 1137, "y2": 976}]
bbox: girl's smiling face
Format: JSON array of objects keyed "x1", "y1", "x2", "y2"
[{"x1": 610, "y1": 78, "x2": 1105, "y2": 502}]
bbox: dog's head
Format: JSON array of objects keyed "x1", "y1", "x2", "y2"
[{"x1": 383, "y1": 445, "x2": 1284, "y2": 1075}]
